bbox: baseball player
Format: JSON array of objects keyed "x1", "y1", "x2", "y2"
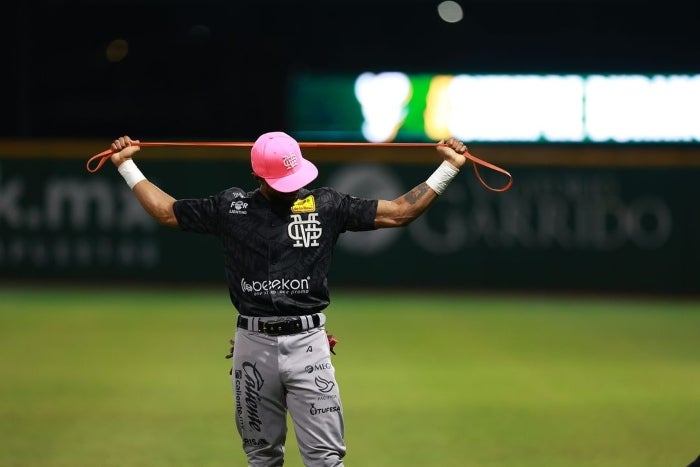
[{"x1": 109, "y1": 132, "x2": 469, "y2": 467}]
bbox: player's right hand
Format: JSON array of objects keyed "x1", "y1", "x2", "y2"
[
  {"x1": 110, "y1": 135, "x2": 140, "y2": 167},
  {"x1": 436, "y1": 137, "x2": 468, "y2": 169}
]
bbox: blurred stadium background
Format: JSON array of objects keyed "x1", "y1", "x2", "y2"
[{"x1": 2, "y1": 1, "x2": 699, "y2": 466}]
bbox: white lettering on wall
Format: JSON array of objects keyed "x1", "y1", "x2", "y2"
[
  {"x1": 0, "y1": 170, "x2": 158, "y2": 268},
  {"x1": 328, "y1": 166, "x2": 673, "y2": 254}
]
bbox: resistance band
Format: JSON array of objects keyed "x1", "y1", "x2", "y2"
[{"x1": 86, "y1": 141, "x2": 512, "y2": 192}]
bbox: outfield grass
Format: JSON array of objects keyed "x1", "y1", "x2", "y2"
[{"x1": 0, "y1": 285, "x2": 698, "y2": 466}]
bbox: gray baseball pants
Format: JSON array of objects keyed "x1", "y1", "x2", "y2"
[{"x1": 231, "y1": 313, "x2": 345, "y2": 467}]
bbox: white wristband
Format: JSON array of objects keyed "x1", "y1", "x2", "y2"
[
  {"x1": 117, "y1": 159, "x2": 146, "y2": 189},
  {"x1": 425, "y1": 161, "x2": 459, "y2": 195}
]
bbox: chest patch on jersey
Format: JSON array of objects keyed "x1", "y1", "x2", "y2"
[{"x1": 291, "y1": 195, "x2": 316, "y2": 213}]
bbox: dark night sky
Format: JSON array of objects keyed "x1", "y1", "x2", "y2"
[{"x1": 7, "y1": 0, "x2": 699, "y2": 140}]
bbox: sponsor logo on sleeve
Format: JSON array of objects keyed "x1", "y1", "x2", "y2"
[{"x1": 229, "y1": 200, "x2": 248, "y2": 215}]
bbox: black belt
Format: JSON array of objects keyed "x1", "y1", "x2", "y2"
[{"x1": 237, "y1": 314, "x2": 322, "y2": 336}]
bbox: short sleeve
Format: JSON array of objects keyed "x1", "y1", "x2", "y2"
[
  {"x1": 337, "y1": 193, "x2": 378, "y2": 232},
  {"x1": 173, "y1": 195, "x2": 222, "y2": 235}
]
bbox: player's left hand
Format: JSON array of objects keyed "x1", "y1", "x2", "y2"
[
  {"x1": 327, "y1": 332, "x2": 338, "y2": 355},
  {"x1": 436, "y1": 137, "x2": 469, "y2": 169},
  {"x1": 225, "y1": 339, "x2": 234, "y2": 375}
]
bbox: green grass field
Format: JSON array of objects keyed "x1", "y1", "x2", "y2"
[{"x1": 0, "y1": 285, "x2": 698, "y2": 467}]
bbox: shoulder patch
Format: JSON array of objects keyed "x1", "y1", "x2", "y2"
[{"x1": 291, "y1": 195, "x2": 316, "y2": 213}]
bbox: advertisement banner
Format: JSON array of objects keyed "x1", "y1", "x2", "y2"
[{"x1": 1, "y1": 151, "x2": 698, "y2": 293}]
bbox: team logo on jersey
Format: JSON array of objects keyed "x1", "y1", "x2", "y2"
[
  {"x1": 288, "y1": 213, "x2": 322, "y2": 247},
  {"x1": 291, "y1": 195, "x2": 316, "y2": 213}
]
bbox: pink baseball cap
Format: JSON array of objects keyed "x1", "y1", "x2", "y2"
[{"x1": 251, "y1": 131, "x2": 318, "y2": 193}]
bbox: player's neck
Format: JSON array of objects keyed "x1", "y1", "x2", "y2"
[{"x1": 259, "y1": 184, "x2": 298, "y2": 207}]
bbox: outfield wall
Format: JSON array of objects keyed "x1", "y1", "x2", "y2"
[{"x1": 1, "y1": 141, "x2": 698, "y2": 294}]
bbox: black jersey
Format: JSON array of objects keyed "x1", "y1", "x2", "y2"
[{"x1": 173, "y1": 187, "x2": 378, "y2": 317}]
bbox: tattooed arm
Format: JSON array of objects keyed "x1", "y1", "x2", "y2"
[
  {"x1": 374, "y1": 138, "x2": 469, "y2": 228},
  {"x1": 374, "y1": 183, "x2": 438, "y2": 228}
]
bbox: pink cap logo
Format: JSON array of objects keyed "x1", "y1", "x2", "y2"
[{"x1": 282, "y1": 153, "x2": 298, "y2": 170}]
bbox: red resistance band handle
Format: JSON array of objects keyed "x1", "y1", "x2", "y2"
[{"x1": 86, "y1": 141, "x2": 513, "y2": 192}]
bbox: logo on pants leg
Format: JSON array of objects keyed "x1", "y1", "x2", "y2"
[
  {"x1": 314, "y1": 375, "x2": 335, "y2": 393},
  {"x1": 243, "y1": 438, "x2": 269, "y2": 447},
  {"x1": 309, "y1": 403, "x2": 341, "y2": 415},
  {"x1": 304, "y1": 362, "x2": 332, "y2": 374},
  {"x1": 242, "y1": 362, "x2": 265, "y2": 432}
]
